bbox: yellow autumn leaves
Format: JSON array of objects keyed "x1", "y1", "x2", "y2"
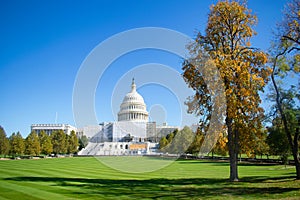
[{"x1": 183, "y1": 1, "x2": 271, "y2": 158}]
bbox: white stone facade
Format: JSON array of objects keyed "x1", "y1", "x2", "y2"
[
  {"x1": 112, "y1": 121, "x2": 147, "y2": 142},
  {"x1": 31, "y1": 124, "x2": 77, "y2": 136},
  {"x1": 78, "y1": 142, "x2": 158, "y2": 156}
]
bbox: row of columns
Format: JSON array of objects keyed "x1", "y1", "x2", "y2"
[
  {"x1": 118, "y1": 112, "x2": 148, "y2": 121},
  {"x1": 120, "y1": 104, "x2": 146, "y2": 111}
]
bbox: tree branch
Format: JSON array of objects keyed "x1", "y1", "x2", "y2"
[{"x1": 282, "y1": 35, "x2": 300, "y2": 46}]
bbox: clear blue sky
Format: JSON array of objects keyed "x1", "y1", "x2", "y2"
[{"x1": 0, "y1": 0, "x2": 286, "y2": 137}]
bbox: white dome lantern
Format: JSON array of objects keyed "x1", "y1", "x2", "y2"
[{"x1": 118, "y1": 78, "x2": 149, "y2": 122}]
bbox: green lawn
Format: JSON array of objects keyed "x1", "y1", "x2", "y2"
[{"x1": 0, "y1": 157, "x2": 299, "y2": 199}]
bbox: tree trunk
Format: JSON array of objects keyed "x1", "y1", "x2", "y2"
[
  {"x1": 271, "y1": 58, "x2": 300, "y2": 179},
  {"x1": 227, "y1": 117, "x2": 239, "y2": 182},
  {"x1": 292, "y1": 121, "x2": 300, "y2": 179},
  {"x1": 292, "y1": 148, "x2": 300, "y2": 178}
]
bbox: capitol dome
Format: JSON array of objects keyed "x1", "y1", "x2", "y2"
[{"x1": 118, "y1": 78, "x2": 149, "y2": 122}]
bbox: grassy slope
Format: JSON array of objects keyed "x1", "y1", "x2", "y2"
[{"x1": 0, "y1": 157, "x2": 299, "y2": 199}]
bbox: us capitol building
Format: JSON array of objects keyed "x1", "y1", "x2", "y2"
[{"x1": 32, "y1": 79, "x2": 179, "y2": 155}]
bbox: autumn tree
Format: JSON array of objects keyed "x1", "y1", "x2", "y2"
[
  {"x1": 0, "y1": 126, "x2": 10, "y2": 157},
  {"x1": 9, "y1": 132, "x2": 25, "y2": 157},
  {"x1": 269, "y1": 0, "x2": 300, "y2": 178},
  {"x1": 211, "y1": 132, "x2": 228, "y2": 157},
  {"x1": 51, "y1": 130, "x2": 67, "y2": 155},
  {"x1": 39, "y1": 130, "x2": 53, "y2": 155},
  {"x1": 67, "y1": 130, "x2": 79, "y2": 154},
  {"x1": 183, "y1": 1, "x2": 270, "y2": 181},
  {"x1": 25, "y1": 131, "x2": 40, "y2": 156}
]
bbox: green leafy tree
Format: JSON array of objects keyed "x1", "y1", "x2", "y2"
[
  {"x1": 159, "y1": 137, "x2": 168, "y2": 150},
  {"x1": 163, "y1": 126, "x2": 194, "y2": 154},
  {"x1": 269, "y1": 0, "x2": 300, "y2": 178},
  {"x1": 160, "y1": 127, "x2": 204, "y2": 155},
  {"x1": 252, "y1": 130, "x2": 269, "y2": 159},
  {"x1": 39, "y1": 130, "x2": 53, "y2": 155},
  {"x1": 267, "y1": 121, "x2": 290, "y2": 162},
  {"x1": 78, "y1": 135, "x2": 89, "y2": 151},
  {"x1": 0, "y1": 126, "x2": 10, "y2": 157},
  {"x1": 187, "y1": 132, "x2": 204, "y2": 155},
  {"x1": 9, "y1": 132, "x2": 25, "y2": 156},
  {"x1": 25, "y1": 131, "x2": 40, "y2": 156},
  {"x1": 182, "y1": 1, "x2": 270, "y2": 181},
  {"x1": 68, "y1": 130, "x2": 79, "y2": 154},
  {"x1": 159, "y1": 129, "x2": 178, "y2": 153},
  {"x1": 65, "y1": 134, "x2": 70, "y2": 154},
  {"x1": 167, "y1": 129, "x2": 178, "y2": 143},
  {"x1": 51, "y1": 130, "x2": 67, "y2": 155}
]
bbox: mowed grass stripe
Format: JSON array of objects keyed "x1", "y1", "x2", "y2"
[
  {"x1": 0, "y1": 181, "x2": 68, "y2": 200},
  {"x1": 0, "y1": 158, "x2": 153, "y2": 181},
  {"x1": 0, "y1": 160, "x2": 103, "y2": 179},
  {"x1": 0, "y1": 163, "x2": 121, "y2": 182},
  {"x1": 1, "y1": 176, "x2": 96, "y2": 200},
  {"x1": 47, "y1": 165, "x2": 131, "y2": 180},
  {"x1": 0, "y1": 166, "x2": 84, "y2": 179},
  {"x1": 0, "y1": 195, "x2": 11, "y2": 200},
  {"x1": 0, "y1": 175, "x2": 98, "y2": 200}
]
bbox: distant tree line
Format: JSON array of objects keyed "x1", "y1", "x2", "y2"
[
  {"x1": 159, "y1": 126, "x2": 228, "y2": 156},
  {"x1": 158, "y1": 125, "x2": 297, "y2": 162},
  {"x1": 0, "y1": 126, "x2": 88, "y2": 158}
]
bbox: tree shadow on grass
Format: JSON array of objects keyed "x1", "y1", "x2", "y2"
[
  {"x1": 4, "y1": 176, "x2": 300, "y2": 199},
  {"x1": 177, "y1": 160, "x2": 285, "y2": 167},
  {"x1": 240, "y1": 175, "x2": 298, "y2": 183},
  {"x1": 177, "y1": 160, "x2": 230, "y2": 166}
]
